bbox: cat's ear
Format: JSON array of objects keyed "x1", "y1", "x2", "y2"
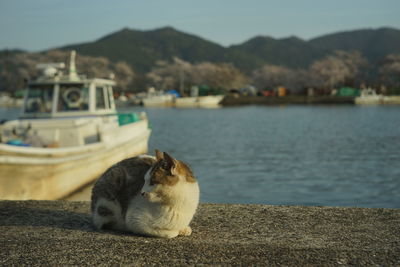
[
  {"x1": 163, "y1": 152, "x2": 178, "y2": 175},
  {"x1": 155, "y1": 149, "x2": 163, "y2": 161}
]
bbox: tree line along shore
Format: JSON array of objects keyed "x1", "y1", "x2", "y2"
[{"x1": 1, "y1": 49, "x2": 399, "y2": 98}]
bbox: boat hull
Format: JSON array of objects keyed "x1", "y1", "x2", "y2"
[
  {"x1": 175, "y1": 95, "x2": 224, "y2": 108},
  {"x1": 0, "y1": 120, "x2": 151, "y2": 200},
  {"x1": 198, "y1": 95, "x2": 225, "y2": 108},
  {"x1": 175, "y1": 97, "x2": 198, "y2": 108},
  {"x1": 355, "y1": 95, "x2": 383, "y2": 105},
  {"x1": 383, "y1": 96, "x2": 400, "y2": 105},
  {"x1": 142, "y1": 95, "x2": 174, "y2": 107}
]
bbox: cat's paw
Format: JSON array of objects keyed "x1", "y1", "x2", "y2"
[
  {"x1": 161, "y1": 230, "x2": 179, "y2": 239},
  {"x1": 179, "y1": 226, "x2": 192, "y2": 236}
]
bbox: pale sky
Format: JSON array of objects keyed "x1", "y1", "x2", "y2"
[{"x1": 0, "y1": 0, "x2": 399, "y2": 51}]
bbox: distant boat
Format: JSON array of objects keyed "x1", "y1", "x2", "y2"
[
  {"x1": 141, "y1": 87, "x2": 175, "y2": 107},
  {"x1": 174, "y1": 96, "x2": 198, "y2": 108},
  {"x1": 197, "y1": 95, "x2": 225, "y2": 108},
  {"x1": 355, "y1": 88, "x2": 383, "y2": 105},
  {"x1": 175, "y1": 95, "x2": 225, "y2": 108},
  {"x1": 0, "y1": 51, "x2": 151, "y2": 200},
  {"x1": 0, "y1": 94, "x2": 23, "y2": 108},
  {"x1": 382, "y1": 96, "x2": 400, "y2": 105},
  {"x1": 142, "y1": 94, "x2": 175, "y2": 107}
]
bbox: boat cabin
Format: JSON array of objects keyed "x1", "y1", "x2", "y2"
[
  {"x1": 22, "y1": 52, "x2": 116, "y2": 118},
  {"x1": 0, "y1": 51, "x2": 132, "y2": 148},
  {"x1": 23, "y1": 78, "x2": 116, "y2": 118}
]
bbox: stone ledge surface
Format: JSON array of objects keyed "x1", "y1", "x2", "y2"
[{"x1": 1, "y1": 201, "x2": 399, "y2": 266}]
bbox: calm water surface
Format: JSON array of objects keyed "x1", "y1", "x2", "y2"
[{"x1": 1, "y1": 105, "x2": 400, "y2": 208}]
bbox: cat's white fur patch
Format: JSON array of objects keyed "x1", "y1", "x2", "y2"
[
  {"x1": 125, "y1": 174, "x2": 200, "y2": 238},
  {"x1": 141, "y1": 168, "x2": 155, "y2": 194}
]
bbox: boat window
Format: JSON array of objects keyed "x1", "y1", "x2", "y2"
[
  {"x1": 57, "y1": 84, "x2": 89, "y2": 111},
  {"x1": 96, "y1": 86, "x2": 106, "y2": 109},
  {"x1": 24, "y1": 85, "x2": 54, "y2": 113}
]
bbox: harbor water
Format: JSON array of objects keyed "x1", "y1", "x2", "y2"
[{"x1": 1, "y1": 105, "x2": 399, "y2": 208}]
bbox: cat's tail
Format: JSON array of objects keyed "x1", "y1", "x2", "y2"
[{"x1": 92, "y1": 198, "x2": 125, "y2": 231}]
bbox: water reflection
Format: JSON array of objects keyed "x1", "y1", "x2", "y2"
[
  {"x1": 1, "y1": 105, "x2": 399, "y2": 208},
  {"x1": 144, "y1": 105, "x2": 400, "y2": 208}
]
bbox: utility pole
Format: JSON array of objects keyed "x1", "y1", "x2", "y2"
[{"x1": 179, "y1": 68, "x2": 184, "y2": 96}]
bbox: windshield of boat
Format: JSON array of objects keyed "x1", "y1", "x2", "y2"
[
  {"x1": 24, "y1": 84, "x2": 54, "y2": 114},
  {"x1": 57, "y1": 84, "x2": 89, "y2": 112}
]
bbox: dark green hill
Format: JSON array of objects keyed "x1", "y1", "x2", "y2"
[
  {"x1": 54, "y1": 26, "x2": 400, "y2": 73},
  {"x1": 0, "y1": 49, "x2": 26, "y2": 57},
  {"x1": 62, "y1": 27, "x2": 230, "y2": 73},
  {"x1": 230, "y1": 35, "x2": 329, "y2": 69},
  {"x1": 309, "y1": 27, "x2": 400, "y2": 63}
]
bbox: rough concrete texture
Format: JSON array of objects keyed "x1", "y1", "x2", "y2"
[{"x1": 1, "y1": 201, "x2": 399, "y2": 266}]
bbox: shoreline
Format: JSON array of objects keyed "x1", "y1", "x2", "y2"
[
  {"x1": 220, "y1": 95, "x2": 355, "y2": 106},
  {"x1": 1, "y1": 200, "x2": 399, "y2": 265}
]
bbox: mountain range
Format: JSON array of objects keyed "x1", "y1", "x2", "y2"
[{"x1": 35, "y1": 26, "x2": 400, "y2": 74}]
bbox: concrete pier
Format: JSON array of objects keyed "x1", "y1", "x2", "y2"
[{"x1": 1, "y1": 201, "x2": 399, "y2": 266}]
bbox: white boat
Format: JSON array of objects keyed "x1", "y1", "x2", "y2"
[
  {"x1": 0, "y1": 94, "x2": 23, "y2": 108},
  {"x1": 141, "y1": 87, "x2": 175, "y2": 107},
  {"x1": 0, "y1": 51, "x2": 151, "y2": 200},
  {"x1": 142, "y1": 94, "x2": 175, "y2": 107},
  {"x1": 175, "y1": 96, "x2": 199, "y2": 108},
  {"x1": 175, "y1": 95, "x2": 225, "y2": 108},
  {"x1": 355, "y1": 88, "x2": 383, "y2": 105},
  {"x1": 382, "y1": 96, "x2": 400, "y2": 105},
  {"x1": 198, "y1": 95, "x2": 225, "y2": 108}
]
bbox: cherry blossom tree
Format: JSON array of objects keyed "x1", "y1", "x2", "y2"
[
  {"x1": 191, "y1": 62, "x2": 247, "y2": 90},
  {"x1": 146, "y1": 58, "x2": 247, "y2": 93},
  {"x1": 309, "y1": 51, "x2": 367, "y2": 90},
  {"x1": 379, "y1": 54, "x2": 400, "y2": 90},
  {"x1": 251, "y1": 65, "x2": 294, "y2": 90},
  {"x1": 0, "y1": 50, "x2": 136, "y2": 93}
]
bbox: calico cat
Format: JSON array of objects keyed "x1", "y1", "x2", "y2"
[{"x1": 91, "y1": 150, "x2": 199, "y2": 238}]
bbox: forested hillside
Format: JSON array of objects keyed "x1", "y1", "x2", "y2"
[{"x1": 1, "y1": 27, "x2": 400, "y2": 93}]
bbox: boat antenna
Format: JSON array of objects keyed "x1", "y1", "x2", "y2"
[{"x1": 69, "y1": 50, "x2": 80, "y2": 81}]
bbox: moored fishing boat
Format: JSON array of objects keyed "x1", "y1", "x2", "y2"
[
  {"x1": 142, "y1": 94, "x2": 175, "y2": 107},
  {"x1": 197, "y1": 95, "x2": 225, "y2": 108},
  {"x1": 382, "y1": 96, "x2": 400, "y2": 105},
  {"x1": 174, "y1": 96, "x2": 199, "y2": 108},
  {"x1": 175, "y1": 95, "x2": 225, "y2": 108},
  {"x1": 0, "y1": 51, "x2": 151, "y2": 200},
  {"x1": 355, "y1": 88, "x2": 383, "y2": 105},
  {"x1": 141, "y1": 87, "x2": 175, "y2": 107}
]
